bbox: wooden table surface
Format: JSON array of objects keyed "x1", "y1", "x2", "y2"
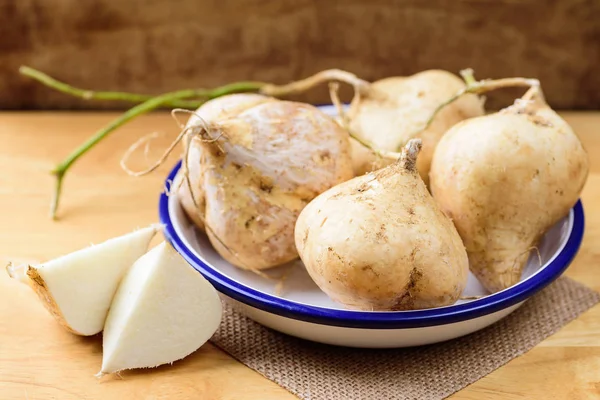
[{"x1": 1, "y1": 111, "x2": 599, "y2": 400}]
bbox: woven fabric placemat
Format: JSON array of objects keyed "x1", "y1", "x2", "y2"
[{"x1": 211, "y1": 277, "x2": 600, "y2": 400}]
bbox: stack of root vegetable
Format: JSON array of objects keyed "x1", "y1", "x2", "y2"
[
  {"x1": 8, "y1": 67, "x2": 589, "y2": 376},
  {"x1": 173, "y1": 68, "x2": 588, "y2": 306}
]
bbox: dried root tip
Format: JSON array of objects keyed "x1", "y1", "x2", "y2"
[
  {"x1": 399, "y1": 139, "x2": 422, "y2": 172},
  {"x1": 121, "y1": 109, "x2": 225, "y2": 178},
  {"x1": 6, "y1": 262, "x2": 30, "y2": 284},
  {"x1": 94, "y1": 371, "x2": 107, "y2": 379},
  {"x1": 421, "y1": 70, "x2": 542, "y2": 134},
  {"x1": 460, "y1": 295, "x2": 486, "y2": 300},
  {"x1": 272, "y1": 263, "x2": 297, "y2": 297},
  {"x1": 260, "y1": 69, "x2": 371, "y2": 98},
  {"x1": 501, "y1": 90, "x2": 552, "y2": 126},
  {"x1": 520, "y1": 85, "x2": 547, "y2": 105},
  {"x1": 120, "y1": 131, "x2": 171, "y2": 177}
]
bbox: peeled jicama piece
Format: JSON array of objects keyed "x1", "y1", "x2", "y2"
[
  {"x1": 99, "y1": 241, "x2": 222, "y2": 376},
  {"x1": 6, "y1": 225, "x2": 159, "y2": 336}
]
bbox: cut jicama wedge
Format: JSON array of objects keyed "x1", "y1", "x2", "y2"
[
  {"x1": 6, "y1": 225, "x2": 160, "y2": 336},
  {"x1": 99, "y1": 241, "x2": 222, "y2": 376}
]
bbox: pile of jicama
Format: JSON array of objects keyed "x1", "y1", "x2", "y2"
[
  {"x1": 8, "y1": 66, "x2": 588, "y2": 375},
  {"x1": 170, "y1": 68, "x2": 587, "y2": 304}
]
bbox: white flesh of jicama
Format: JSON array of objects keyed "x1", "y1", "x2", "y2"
[
  {"x1": 7, "y1": 225, "x2": 160, "y2": 336},
  {"x1": 99, "y1": 241, "x2": 223, "y2": 376}
]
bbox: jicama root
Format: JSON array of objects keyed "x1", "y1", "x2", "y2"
[
  {"x1": 429, "y1": 82, "x2": 588, "y2": 293},
  {"x1": 262, "y1": 68, "x2": 486, "y2": 183},
  {"x1": 5, "y1": 225, "x2": 159, "y2": 335},
  {"x1": 295, "y1": 139, "x2": 469, "y2": 310},
  {"x1": 98, "y1": 241, "x2": 222, "y2": 376},
  {"x1": 20, "y1": 66, "x2": 267, "y2": 219}
]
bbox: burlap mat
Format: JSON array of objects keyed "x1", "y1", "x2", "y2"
[{"x1": 211, "y1": 277, "x2": 600, "y2": 400}]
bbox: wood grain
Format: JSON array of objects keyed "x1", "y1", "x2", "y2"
[
  {"x1": 1, "y1": 1, "x2": 599, "y2": 111},
  {"x1": 0, "y1": 111, "x2": 598, "y2": 399}
]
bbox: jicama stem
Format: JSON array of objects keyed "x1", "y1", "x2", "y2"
[
  {"x1": 328, "y1": 82, "x2": 399, "y2": 161},
  {"x1": 260, "y1": 69, "x2": 371, "y2": 97},
  {"x1": 19, "y1": 66, "x2": 204, "y2": 109}
]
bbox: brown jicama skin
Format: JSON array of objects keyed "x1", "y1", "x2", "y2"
[
  {"x1": 179, "y1": 94, "x2": 354, "y2": 270},
  {"x1": 347, "y1": 70, "x2": 484, "y2": 183},
  {"x1": 429, "y1": 87, "x2": 589, "y2": 293},
  {"x1": 262, "y1": 69, "x2": 485, "y2": 183},
  {"x1": 295, "y1": 139, "x2": 469, "y2": 311},
  {"x1": 177, "y1": 94, "x2": 274, "y2": 230}
]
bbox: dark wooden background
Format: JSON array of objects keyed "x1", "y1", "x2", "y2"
[{"x1": 1, "y1": 0, "x2": 599, "y2": 110}]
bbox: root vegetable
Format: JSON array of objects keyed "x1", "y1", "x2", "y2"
[
  {"x1": 262, "y1": 69, "x2": 485, "y2": 183},
  {"x1": 99, "y1": 241, "x2": 222, "y2": 376},
  {"x1": 6, "y1": 225, "x2": 159, "y2": 335},
  {"x1": 347, "y1": 70, "x2": 485, "y2": 182},
  {"x1": 176, "y1": 94, "x2": 276, "y2": 231},
  {"x1": 429, "y1": 86, "x2": 589, "y2": 293},
  {"x1": 294, "y1": 139, "x2": 469, "y2": 311},
  {"x1": 176, "y1": 95, "x2": 354, "y2": 271}
]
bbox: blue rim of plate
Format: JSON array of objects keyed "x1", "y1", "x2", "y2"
[{"x1": 159, "y1": 161, "x2": 585, "y2": 329}]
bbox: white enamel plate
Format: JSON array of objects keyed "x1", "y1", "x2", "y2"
[{"x1": 159, "y1": 106, "x2": 585, "y2": 348}]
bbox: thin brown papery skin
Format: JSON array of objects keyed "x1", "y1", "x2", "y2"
[{"x1": 26, "y1": 266, "x2": 82, "y2": 335}]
